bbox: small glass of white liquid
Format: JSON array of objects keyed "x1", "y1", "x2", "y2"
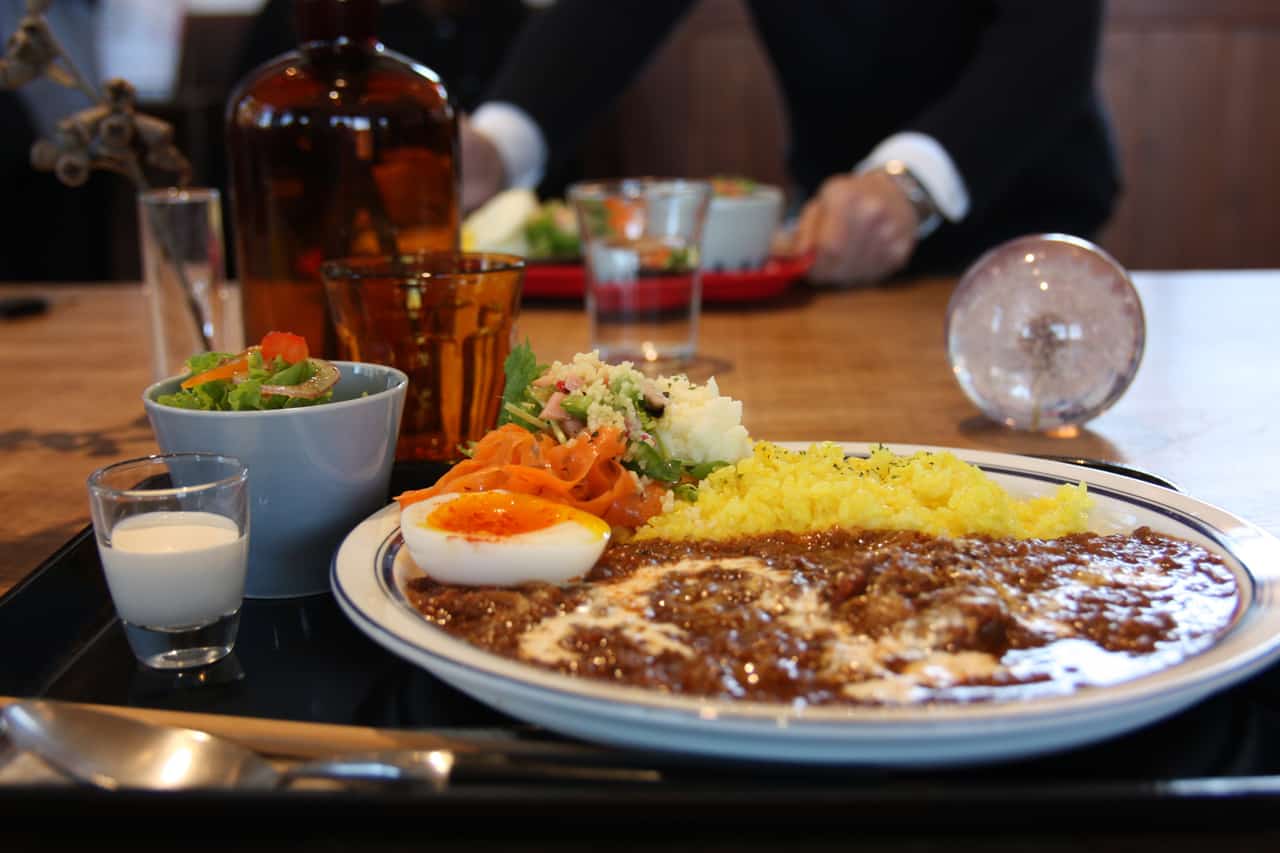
[{"x1": 87, "y1": 453, "x2": 249, "y2": 670}]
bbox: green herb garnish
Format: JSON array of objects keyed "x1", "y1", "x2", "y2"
[{"x1": 496, "y1": 340, "x2": 548, "y2": 431}]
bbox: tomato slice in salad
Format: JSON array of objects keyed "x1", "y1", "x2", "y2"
[
  {"x1": 178, "y1": 331, "x2": 312, "y2": 390},
  {"x1": 260, "y1": 331, "x2": 309, "y2": 365}
]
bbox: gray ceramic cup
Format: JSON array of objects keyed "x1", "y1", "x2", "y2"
[
  {"x1": 700, "y1": 184, "x2": 783, "y2": 272},
  {"x1": 143, "y1": 362, "x2": 408, "y2": 598}
]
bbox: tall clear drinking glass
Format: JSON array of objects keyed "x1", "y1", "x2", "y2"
[
  {"x1": 138, "y1": 187, "x2": 229, "y2": 380},
  {"x1": 569, "y1": 178, "x2": 711, "y2": 370}
]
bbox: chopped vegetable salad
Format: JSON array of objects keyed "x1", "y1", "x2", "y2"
[{"x1": 156, "y1": 331, "x2": 341, "y2": 411}]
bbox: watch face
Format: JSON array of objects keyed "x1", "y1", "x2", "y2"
[{"x1": 880, "y1": 163, "x2": 940, "y2": 237}]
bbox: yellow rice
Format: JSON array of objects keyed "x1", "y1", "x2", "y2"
[{"x1": 637, "y1": 442, "x2": 1092, "y2": 541}]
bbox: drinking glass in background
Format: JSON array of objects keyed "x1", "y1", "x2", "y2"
[
  {"x1": 321, "y1": 251, "x2": 524, "y2": 462},
  {"x1": 87, "y1": 453, "x2": 249, "y2": 670},
  {"x1": 138, "y1": 187, "x2": 231, "y2": 381},
  {"x1": 568, "y1": 178, "x2": 711, "y2": 371}
]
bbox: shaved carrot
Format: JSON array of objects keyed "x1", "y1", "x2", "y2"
[
  {"x1": 180, "y1": 354, "x2": 249, "y2": 389},
  {"x1": 396, "y1": 424, "x2": 667, "y2": 529}
]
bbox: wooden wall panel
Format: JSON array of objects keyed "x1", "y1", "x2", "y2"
[
  {"x1": 1098, "y1": 15, "x2": 1280, "y2": 269},
  {"x1": 1106, "y1": 0, "x2": 1280, "y2": 27},
  {"x1": 1097, "y1": 31, "x2": 1229, "y2": 268},
  {"x1": 1221, "y1": 35, "x2": 1280, "y2": 261}
]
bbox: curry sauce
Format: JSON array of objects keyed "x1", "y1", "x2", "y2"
[{"x1": 406, "y1": 527, "x2": 1239, "y2": 706}]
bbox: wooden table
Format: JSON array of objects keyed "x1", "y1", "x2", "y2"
[{"x1": 2, "y1": 270, "x2": 1278, "y2": 596}]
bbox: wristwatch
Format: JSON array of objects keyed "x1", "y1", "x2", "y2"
[{"x1": 879, "y1": 159, "x2": 942, "y2": 239}]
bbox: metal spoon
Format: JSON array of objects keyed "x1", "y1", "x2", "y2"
[{"x1": 0, "y1": 700, "x2": 659, "y2": 791}]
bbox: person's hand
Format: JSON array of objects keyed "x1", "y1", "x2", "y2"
[
  {"x1": 460, "y1": 115, "x2": 507, "y2": 215},
  {"x1": 790, "y1": 170, "x2": 920, "y2": 286}
]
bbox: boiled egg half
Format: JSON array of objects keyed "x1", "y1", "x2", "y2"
[{"x1": 399, "y1": 490, "x2": 611, "y2": 587}]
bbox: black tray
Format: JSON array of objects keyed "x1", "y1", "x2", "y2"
[{"x1": 4, "y1": 461, "x2": 1280, "y2": 842}]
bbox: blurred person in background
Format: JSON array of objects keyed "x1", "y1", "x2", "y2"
[
  {"x1": 0, "y1": 0, "x2": 114, "y2": 281},
  {"x1": 463, "y1": 0, "x2": 1121, "y2": 286}
]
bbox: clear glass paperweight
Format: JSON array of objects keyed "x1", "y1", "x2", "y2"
[{"x1": 946, "y1": 233, "x2": 1144, "y2": 433}]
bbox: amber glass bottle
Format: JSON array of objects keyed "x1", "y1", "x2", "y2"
[{"x1": 225, "y1": 0, "x2": 459, "y2": 357}]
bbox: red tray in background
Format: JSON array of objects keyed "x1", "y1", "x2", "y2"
[{"x1": 521, "y1": 254, "x2": 813, "y2": 303}]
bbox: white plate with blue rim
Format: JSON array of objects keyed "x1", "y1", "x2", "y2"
[{"x1": 331, "y1": 442, "x2": 1280, "y2": 767}]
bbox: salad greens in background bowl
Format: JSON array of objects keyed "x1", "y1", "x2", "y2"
[
  {"x1": 522, "y1": 198, "x2": 580, "y2": 260},
  {"x1": 463, "y1": 189, "x2": 580, "y2": 262},
  {"x1": 143, "y1": 331, "x2": 408, "y2": 598}
]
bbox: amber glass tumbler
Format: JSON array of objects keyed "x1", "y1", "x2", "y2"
[{"x1": 322, "y1": 252, "x2": 523, "y2": 462}]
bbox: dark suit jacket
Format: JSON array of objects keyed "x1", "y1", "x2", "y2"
[{"x1": 482, "y1": 0, "x2": 1121, "y2": 274}]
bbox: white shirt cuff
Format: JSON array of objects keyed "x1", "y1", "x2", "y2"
[
  {"x1": 856, "y1": 132, "x2": 970, "y2": 222},
  {"x1": 470, "y1": 102, "x2": 548, "y2": 191}
]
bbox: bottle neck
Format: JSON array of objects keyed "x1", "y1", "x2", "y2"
[{"x1": 294, "y1": 0, "x2": 379, "y2": 49}]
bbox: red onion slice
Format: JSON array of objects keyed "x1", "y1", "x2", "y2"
[{"x1": 259, "y1": 358, "x2": 341, "y2": 400}]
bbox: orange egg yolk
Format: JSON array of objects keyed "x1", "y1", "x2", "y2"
[{"x1": 424, "y1": 492, "x2": 606, "y2": 539}]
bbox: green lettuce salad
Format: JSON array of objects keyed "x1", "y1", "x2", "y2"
[
  {"x1": 156, "y1": 347, "x2": 340, "y2": 412},
  {"x1": 522, "y1": 199, "x2": 580, "y2": 260}
]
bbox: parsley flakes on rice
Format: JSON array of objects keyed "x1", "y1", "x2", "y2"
[{"x1": 637, "y1": 442, "x2": 1092, "y2": 541}]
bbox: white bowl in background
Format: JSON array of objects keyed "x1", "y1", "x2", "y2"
[{"x1": 700, "y1": 184, "x2": 784, "y2": 272}]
